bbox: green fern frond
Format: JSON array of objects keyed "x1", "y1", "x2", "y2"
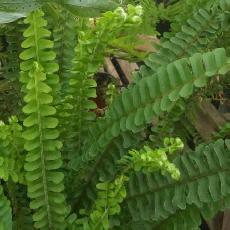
[
  {"x1": 82, "y1": 48, "x2": 230, "y2": 165},
  {"x1": 143, "y1": 0, "x2": 230, "y2": 76},
  {"x1": 0, "y1": 116, "x2": 24, "y2": 183},
  {"x1": 125, "y1": 139, "x2": 230, "y2": 225},
  {"x1": 53, "y1": 9, "x2": 77, "y2": 94},
  {"x1": 70, "y1": 138, "x2": 182, "y2": 229},
  {"x1": 4, "y1": 22, "x2": 23, "y2": 81},
  {"x1": 144, "y1": 6, "x2": 225, "y2": 74},
  {"x1": 19, "y1": 10, "x2": 67, "y2": 229},
  {"x1": 0, "y1": 185, "x2": 12, "y2": 229},
  {"x1": 12, "y1": 185, "x2": 34, "y2": 230},
  {"x1": 164, "y1": 0, "x2": 215, "y2": 34},
  {"x1": 127, "y1": 205, "x2": 201, "y2": 230},
  {"x1": 66, "y1": 5, "x2": 143, "y2": 165}
]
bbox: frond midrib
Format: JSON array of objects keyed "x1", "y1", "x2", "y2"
[
  {"x1": 126, "y1": 161, "x2": 229, "y2": 201},
  {"x1": 32, "y1": 13, "x2": 52, "y2": 227}
]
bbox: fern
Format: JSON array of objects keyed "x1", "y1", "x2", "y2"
[
  {"x1": 52, "y1": 9, "x2": 77, "y2": 95},
  {"x1": 81, "y1": 48, "x2": 230, "y2": 166},
  {"x1": 0, "y1": 116, "x2": 24, "y2": 183},
  {"x1": 144, "y1": 4, "x2": 227, "y2": 74},
  {"x1": 0, "y1": 185, "x2": 12, "y2": 229},
  {"x1": 129, "y1": 205, "x2": 201, "y2": 230},
  {"x1": 69, "y1": 138, "x2": 182, "y2": 229},
  {"x1": 123, "y1": 139, "x2": 230, "y2": 226},
  {"x1": 4, "y1": 22, "x2": 23, "y2": 81},
  {"x1": 129, "y1": 0, "x2": 230, "y2": 84},
  {"x1": 71, "y1": 132, "x2": 141, "y2": 209},
  {"x1": 213, "y1": 121, "x2": 230, "y2": 139},
  {"x1": 19, "y1": 10, "x2": 67, "y2": 229},
  {"x1": 0, "y1": 1, "x2": 229, "y2": 229},
  {"x1": 66, "y1": 5, "x2": 143, "y2": 165},
  {"x1": 11, "y1": 185, "x2": 34, "y2": 230},
  {"x1": 164, "y1": 0, "x2": 215, "y2": 35},
  {"x1": 52, "y1": 8, "x2": 79, "y2": 163}
]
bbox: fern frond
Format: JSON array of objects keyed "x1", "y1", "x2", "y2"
[
  {"x1": 53, "y1": 10, "x2": 77, "y2": 94},
  {"x1": 125, "y1": 139, "x2": 230, "y2": 224},
  {"x1": 144, "y1": 6, "x2": 225, "y2": 73},
  {"x1": 70, "y1": 138, "x2": 182, "y2": 229},
  {"x1": 129, "y1": 205, "x2": 201, "y2": 230},
  {"x1": 0, "y1": 116, "x2": 24, "y2": 183},
  {"x1": 19, "y1": 10, "x2": 67, "y2": 229},
  {"x1": 66, "y1": 5, "x2": 143, "y2": 165},
  {"x1": 82, "y1": 48, "x2": 230, "y2": 165},
  {"x1": 11, "y1": 185, "x2": 34, "y2": 230},
  {"x1": 72, "y1": 132, "x2": 140, "y2": 212},
  {"x1": 0, "y1": 185, "x2": 12, "y2": 229},
  {"x1": 4, "y1": 22, "x2": 23, "y2": 81},
  {"x1": 164, "y1": 0, "x2": 215, "y2": 35}
]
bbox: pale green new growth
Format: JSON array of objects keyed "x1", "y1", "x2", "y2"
[
  {"x1": 0, "y1": 1, "x2": 229, "y2": 230},
  {"x1": 68, "y1": 138, "x2": 182, "y2": 229},
  {"x1": 19, "y1": 10, "x2": 67, "y2": 229}
]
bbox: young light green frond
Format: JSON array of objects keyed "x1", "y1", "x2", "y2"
[
  {"x1": 20, "y1": 9, "x2": 60, "y2": 96},
  {"x1": 118, "y1": 138, "x2": 183, "y2": 180},
  {"x1": 66, "y1": 5, "x2": 143, "y2": 167},
  {"x1": 20, "y1": 10, "x2": 67, "y2": 229},
  {"x1": 125, "y1": 139, "x2": 230, "y2": 225}
]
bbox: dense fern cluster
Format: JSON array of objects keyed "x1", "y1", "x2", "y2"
[
  {"x1": 0, "y1": 0, "x2": 229, "y2": 229},
  {"x1": 65, "y1": 5, "x2": 143, "y2": 165}
]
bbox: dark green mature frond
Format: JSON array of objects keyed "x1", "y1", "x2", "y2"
[
  {"x1": 71, "y1": 132, "x2": 140, "y2": 211},
  {"x1": 12, "y1": 185, "x2": 34, "y2": 230},
  {"x1": 152, "y1": 205, "x2": 201, "y2": 230},
  {"x1": 60, "y1": 0, "x2": 118, "y2": 17},
  {"x1": 74, "y1": 48, "x2": 230, "y2": 213},
  {"x1": 53, "y1": 9, "x2": 77, "y2": 94},
  {"x1": 0, "y1": 0, "x2": 118, "y2": 23},
  {"x1": 165, "y1": 0, "x2": 215, "y2": 34},
  {"x1": 124, "y1": 139, "x2": 230, "y2": 226},
  {"x1": 81, "y1": 48, "x2": 230, "y2": 166},
  {"x1": 4, "y1": 22, "x2": 23, "y2": 81},
  {"x1": 0, "y1": 185, "x2": 12, "y2": 229},
  {"x1": 144, "y1": 5, "x2": 227, "y2": 74},
  {"x1": 19, "y1": 10, "x2": 67, "y2": 229},
  {"x1": 127, "y1": 205, "x2": 201, "y2": 230},
  {"x1": 130, "y1": 0, "x2": 230, "y2": 84}
]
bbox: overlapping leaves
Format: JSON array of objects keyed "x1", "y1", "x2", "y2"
[
  {"x1": 81, "y1": 48, "x2": 230, "y2": 165},
  {"x1": 125, "y1": 139, "x2": 230, "y2": 227},
  {"x1": 0, "y1": 186, "x2": 12, "y2": 229}
]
